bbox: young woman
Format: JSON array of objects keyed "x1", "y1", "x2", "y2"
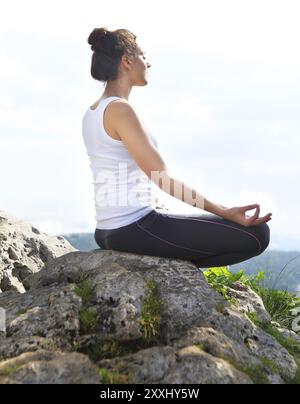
[{"x1": 82, "y1": 27, "x2": 272, "y2": 268}]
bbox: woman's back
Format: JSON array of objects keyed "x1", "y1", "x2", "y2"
[{"x1": 82, "y1": 96, "x2": 158, "y2": 230}]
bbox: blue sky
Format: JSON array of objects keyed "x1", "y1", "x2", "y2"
[{"x1": 0, "y1": 0, "x2": 299, "y2": 251}]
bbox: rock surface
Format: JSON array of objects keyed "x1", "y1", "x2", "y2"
[
  {"x1": 0, "y1": 210, "x2": 75, "y2": 293},
  {"x1": 0, "y1": 350, "x2": 101, "y2": 384},
  {"x1": 0, "y1": 210, "x2": 299, "y2": 384}
]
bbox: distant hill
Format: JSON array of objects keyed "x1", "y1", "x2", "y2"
[
  {"x1": 61, "y1": 232, "x2": 300, "y2": 295},
  {"x1": 230, "y1": 249, "x2": 300, "y2": 294},
  {"x1": 61, "y1": 233, "x2": 99, "y2": 252}
]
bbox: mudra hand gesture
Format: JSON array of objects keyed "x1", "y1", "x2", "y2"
[{"x1": 222, "y1": 204, "x2": 272, "y2": 227}]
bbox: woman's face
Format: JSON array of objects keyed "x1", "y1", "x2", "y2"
[{"x1": 126, "y1": 46, "x2": 151, "y2": 85}]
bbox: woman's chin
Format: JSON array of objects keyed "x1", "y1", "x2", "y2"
[{"x1": 135, "y1": 77, "x2": 149, "y2": 86}]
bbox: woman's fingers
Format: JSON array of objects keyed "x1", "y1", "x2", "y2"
[
  {"x1": 245, "y1": 206, "x2": 259, "y2": 225},
  {"x1": 242, "y1": 204, "x2": 259, "y2": 212},
  {"x1": 254, "y1": 205, "x2": 260, "y2": 219},
  {"x1": 243, "y1": 203, "x2": 273, "y2": 226},
  {"x1": 250, "y1": 213, "x2": 272, "y2": 226}
]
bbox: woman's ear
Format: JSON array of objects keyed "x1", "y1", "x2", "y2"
[{"x1": 121, "y1": 54, "x2": 131, "y2": 67}]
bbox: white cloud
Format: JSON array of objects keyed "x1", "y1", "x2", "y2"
[{"x1": 0, "y1": 52, "x2": 29, "y2": 81}]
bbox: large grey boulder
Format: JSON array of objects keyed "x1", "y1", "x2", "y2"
[
  {"x1": 0, "y1": 210, "x2": 299, "y2": 384},
  {"x1": 0, "y1": 249, "x2": 298, "y2": 384},
  {"x1": 0, "y1": 350, "x2": 101, "y2": 384},
  {"x1": 0, "y1": 210, "x2": 75, "y2": 293},
  {"x1": 98, "y1": 345, "x2": 253, "y2": 384}
]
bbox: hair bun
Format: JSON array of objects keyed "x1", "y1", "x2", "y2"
[{"x1": 88, "y1": 28, "x2": 110, "y2": 51}]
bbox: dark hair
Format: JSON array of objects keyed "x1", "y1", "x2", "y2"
[{"x1": 87, "y1": 27, "x2": 140, "y2": 82}]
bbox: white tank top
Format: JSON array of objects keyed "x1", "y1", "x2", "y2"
[{"x1": 82, "y1": 96, "x2": 158, "y2": 230}]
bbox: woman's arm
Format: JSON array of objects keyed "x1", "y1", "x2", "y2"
[
  {"x1": 153, "y1": 172, "x2": 272, "y2": 225},
  {"x1": 110, "y1": 101, "x2": 272, "y2": 225},
  {"x1": 151, "y1": 171, "x2": 227, "y2": 216},
  {"x1": 111, "y1": 101, "x2": 227, "y2": 216}
]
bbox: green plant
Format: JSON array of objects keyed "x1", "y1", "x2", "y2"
[
  {"x1": 205, "y1": 266, "x2": 300, "y2": 333},
  {"x1": 98, "y1": 368, "x2": 129, "y2": 384},
  {"x1": 256, "y1": 287, "x2": 300, "y2": 330},
  {"x1": 260, "y1": 357, "x2": 281, "y2": 375},
  {"x1": 79, "y1": 308, "x2": 98, "y2": 334},
  {"x1": 74, "y1": 279, "x2": 95, "y2": 303},
  {"x1": 139, "y1": 278, "x2": 163, "y2": 343},
  {"x1": 232, "y1": 360, "x2": 270, "y2": 384},
  {"x1": 258, "y1": 322, "x2": 300, "y2": 358},
  {"x1": 203, "y1": 266, "x2": 265, "y2": 302}
]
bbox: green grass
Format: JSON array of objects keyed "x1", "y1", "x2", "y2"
[
  {"x1": 231, "y1": 360, "x2": 270, "y2": 384},
  {"x1": 139, "y1": 278, "x2": 164, "y2": 343},
  {"x1": 260, "y1": 357, "x2": 281, "y2": 375},
  {"x1": 79, "y1": 308, "x2": 98, "y2": 334},
  {"x1": 203, "y1": 266, "x2": 265, "y2": 303},
  {"x1": 255, "y1": 287, "x2": 300, "y2": 330},
  {"x1": 98, "y1": 368, "x2": 129, "y2": 384},
  {"x1": 204, "y1": 266, "x2": 300, "y2": 333},
  {"x1": 74, "y1": 279, "x2": 95, "y2": 303}
]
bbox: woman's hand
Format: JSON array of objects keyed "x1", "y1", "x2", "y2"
[{"x1": 221, "y1": 204, "x2": 272, "y2": 227}]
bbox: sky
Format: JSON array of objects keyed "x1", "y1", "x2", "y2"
[{"x1": 0, "y1": 0, "x2": 299, "y2": 252}]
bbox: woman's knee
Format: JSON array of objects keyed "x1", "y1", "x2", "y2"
[{"x1": 255, "y1": 223, "x2": 270, "y2": 255}]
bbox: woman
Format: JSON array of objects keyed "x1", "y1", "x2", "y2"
[{"x1": 82, "y1": 27, "x2": 272, "y2": 268}]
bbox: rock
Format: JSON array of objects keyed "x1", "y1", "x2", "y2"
[
  {"x1": 0, "y1": 210, "x2": 299, "y2": 384},
  {"x1": 273, "y1": 325, "x2": 300, "y2": 344},
  {"x1": 0, "y1": 210, "x2": 75, "y2": 293},
  {"x1": 172, "y1": 326, "x2": 261, "y2": 367},
  {"x1": 23, "y1": 250, "x2": 226, "y2": 343},
  {"x1": 0, "y1": 350, "x2": 101, "y2": 384},
  {"x1": 0, "y1": 284, "x2": 81, "y2": 355},
  {"x1": 203, "y1": 306, "x2": 297, "y2": 381},
  {"x1": 98, "y1": 345, "x2": 253, "y2": 384},
  {"x1": 1, "y1": 249, "x2": 298, "y2": 383},
  {"x1": 227, "y1": 282, "x2": 272, "y2": 323}
]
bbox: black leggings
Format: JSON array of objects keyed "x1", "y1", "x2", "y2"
[{"x1": 94, "y1": 209, "x2": 270, "y2": 268}]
